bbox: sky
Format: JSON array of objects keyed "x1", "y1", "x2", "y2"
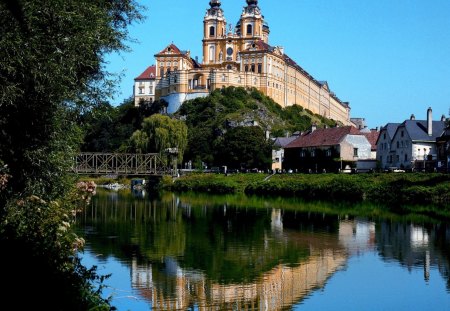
[{"x1": 104, "y1": 0, "x2": 450, "y2": 129}]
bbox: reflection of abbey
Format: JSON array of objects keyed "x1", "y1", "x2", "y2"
[{"x1": 134, "y1": 0, "x2": 352, "y2": 126}]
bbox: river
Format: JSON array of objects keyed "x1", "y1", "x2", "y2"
[{"x1": 74, "y1": 188, "x2": 450, "y2": 311}]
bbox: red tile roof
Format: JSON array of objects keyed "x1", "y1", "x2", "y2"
[
  {"x1": 363, "y1": 130, "x2": 380, "y2": 151},
  {"x1": 134, "y1": 65, "x2": 156, "y2": 80},
  {"x1": 156, "y1": 43, "x2": 183, "y2": 55},
  {"x1": 285, "y1": 126, "x2": 362, "y2": 148}
]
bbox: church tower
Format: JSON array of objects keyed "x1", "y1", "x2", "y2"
[
  {"x1": 237, "y1": 0, "x2": 270, "y2": 44},
  {"x1": 202, "y1": 0, "x2": 227, "y2": 65}
]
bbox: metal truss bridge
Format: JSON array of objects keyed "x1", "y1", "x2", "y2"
[{"x1": 73, "y1": 153, "x2": 172, "y2": 176}]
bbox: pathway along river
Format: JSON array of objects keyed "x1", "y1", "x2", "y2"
[{"x1": 74, "y1": 188, "x2": 450, "y2": 311}]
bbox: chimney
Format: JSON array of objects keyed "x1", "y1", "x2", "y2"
[
  {"x1": 441, "y1": 114, "x2": 446, "y2": 122},
  {"x1": 311, "y1": 122, "x2": 317, "y2": 132},
  {"x1": 410, "y1": 114, "x2": 415, "y2": 120},
  {"x1": 427, "y1": 107, "x2": 432, "y2": 136}
]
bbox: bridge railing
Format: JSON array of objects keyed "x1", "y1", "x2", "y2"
[{"x1": 73, "y1": 153, "x2": 169, "y2": 175}]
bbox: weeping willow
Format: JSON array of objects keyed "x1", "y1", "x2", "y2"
[{"x1": 130, "y1": 114, "x2": 188, "y2": 164}]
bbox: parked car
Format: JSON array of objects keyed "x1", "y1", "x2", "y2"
[{"x1": 386, "y1": 167, "x2": 405, "y2": 173}]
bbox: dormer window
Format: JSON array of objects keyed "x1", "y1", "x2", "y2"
[{"x1": 209, "y1": 26, "x2": 215, "y2": 37}]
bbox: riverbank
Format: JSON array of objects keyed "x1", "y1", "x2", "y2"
[{"x1": 164, "y1": 172, "x2": 450, "y2": 217}]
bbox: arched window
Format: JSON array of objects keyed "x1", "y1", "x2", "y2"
[
  {"x1": 246, "y1": 24, "x2": 252, "y2": 35},
  {"x1": 209, "y1": 46, "x2": 215, "y2": 62},
  {"x1": 209, "y1": 26, "x2": 215, "y2": 37}
]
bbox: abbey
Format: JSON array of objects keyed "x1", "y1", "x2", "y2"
[{"x1": 135, "y1": 0, "x2": 352, "y2": 125}]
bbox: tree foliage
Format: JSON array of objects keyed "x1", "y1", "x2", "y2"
[
  {"x1": 0, "y1": 0, "x2": 142, "y2": 309},
  {"x1": 216, "y1": 126, "x2": 273, "y2": 170},
  {"x1": 177, "y1": 86, "x2": 338, "y2": 169},
  {"x1": 129, "y1": 114, "x2": 188, "y2": 163}
]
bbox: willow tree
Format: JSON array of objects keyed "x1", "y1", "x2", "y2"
[
  {"x1": 0, "y1": 0, "x2": 142, "y2": 309},
  {"x1": 130, "y1": 114, "x2": 188, "y2": 165}
]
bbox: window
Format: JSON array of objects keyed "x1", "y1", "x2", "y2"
[
  {"x1": 326, "y1": 149, "x2": 332, "y2": 157},
  {"x1": 246, "y1": 24, "x2": 252, "y2": 35},
  {"x1": 404, "y1": 154, "x2": 408, "y2": 162},
  {"x1": 353, "y1": 148, "x2": 358, "y2": 157},
  {"x1": 209, "y1": 26, "x2": 215, "y2": 37},
  {"x1": 251, "y1": 64, "x2": 255, "y2": 72},
  {"x1": 149, "y1": 86, "x2": 154, "y2": 94},
  {"x1": 138, "y1": 87, "x2": 144, "y2": 94},
  {"x1": 257, "y1": 63, "x2": 262, "y2": 73},
  {"x1": 401, "y1": 131, "x2": 404, "y2": 137},
  {"x1": 244, "y1": 65, "x2": 249, "y2": 72},
  {"x1": 397, "y1": 141, "x2": 400, "y2": 148},
  {"x1": 209, "y1": 46, "x2": 215, "y2": 62},
  {"x1": 383, "y1": 133, "x2": 386, "y2": 139},
  {"x1": 311, "y1": 150, "x2": 315, "y2": 157}
]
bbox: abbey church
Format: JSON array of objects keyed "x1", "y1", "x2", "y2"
[{"x1": 134, "y1": 0, "x2": 352, "y2": 125}]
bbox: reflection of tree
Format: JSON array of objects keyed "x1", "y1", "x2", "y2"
[
  {"x1": 180, "y1": 205, "x2": 310, "y2": 283},
  {"x1": 75, "y1": 190, "x2": 350, "y2": 310},
  {"x1": 75, "y1": 190, "x2": 186, "y2": 262},
  {"x1": 376, "y1": 221, "x2": 450, "y2": 289}
]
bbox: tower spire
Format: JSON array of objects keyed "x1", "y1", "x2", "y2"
[{"x1": 210, "y1": 0, "x2": 221, "y2": 8}]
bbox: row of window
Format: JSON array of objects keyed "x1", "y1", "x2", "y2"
[
  {"x1": 138, "y1": 85, "x2": 154, "y2": 95},
  {"x1": 298, "y1": 148, "x2": 358, "y2": 157},
  {"x1": 379, "y1": 140, "x2": 410, "y2": 151},
  {"x1": 208, "y1": 24, "x2": 255, "y2": 37}
]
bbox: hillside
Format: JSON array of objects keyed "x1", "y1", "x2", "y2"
[
  {"x1": 173, "y1": 86, "x2": 342, "y2": 169},
  {"x1": 176, "y1": 86, "x2": 340, "y2": 138}
]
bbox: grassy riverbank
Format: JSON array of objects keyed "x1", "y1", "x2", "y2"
[{"x1": 166, "y1": 172, "x2": 450, "y2": 216}]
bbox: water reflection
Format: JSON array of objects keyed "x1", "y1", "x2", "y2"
[{"x1": 74, "y1": 190, "x2": 450, "y2": 310}]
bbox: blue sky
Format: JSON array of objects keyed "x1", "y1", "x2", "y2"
[{"x1": 105, "y1": 0, "x2": 450, "y2": 129}]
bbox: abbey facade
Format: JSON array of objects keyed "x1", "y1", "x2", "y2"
[{"x1": 135, "y1": 0, "x2": 352, "y2": 125}]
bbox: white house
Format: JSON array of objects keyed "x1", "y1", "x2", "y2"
[
  {"x1": 134, "y1": 65, "x2": 156, "y2": 106},
  {"x1": 376, "y1": 108, "x2": 446, "y2": 171}
]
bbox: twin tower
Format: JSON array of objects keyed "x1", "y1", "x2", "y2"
[{"x1": 144, "y1": 0, "x2": 352, "y2": 125}]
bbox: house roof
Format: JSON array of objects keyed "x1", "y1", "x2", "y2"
[
  {"x1": 156, "y1": 43, "x2": 183, "y2": 55},
  {"x1": 285, "y1": 126, "x2": 362, "y2": 149},
  {"x1": 134, "y1": 65, "x2": 156, "y2": 81},
  {"x1": 272, "y1": 136, "x2": 297, "y2": 148},
  {"x1": 401, "y1": 120, "x2": 445, "y2": 141},
  {"x1": 377, "y1": 123, "x2": 401, "y2": 146},
  {"x1": 363, "y1": 130, "x2": 380, "y2": 151}
]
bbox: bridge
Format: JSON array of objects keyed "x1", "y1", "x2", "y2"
[{"x1": 73, "y1": 152, "x2": 174, "y2": 176}]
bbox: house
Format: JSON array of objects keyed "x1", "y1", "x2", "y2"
[
  {"x1": 134, "y1": 65, "x2": 156, "y2": 106},
  {"x1": 283, "y1": 125, "x2": 372, "y2": 173},
  {"x1": 376, "y1": 108, "x2": 446, "y2": 171},
  {"x1": 271, "y1": 133, "x2": 299, "y2": 171},
  {"x1": 436, "y1": 122, "x2": 450, "y2": 173}
]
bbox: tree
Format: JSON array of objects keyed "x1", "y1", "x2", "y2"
[
  {"x1": 216, "y1": 126, "x2": 273, "y2": 170},
  {"x1": 130, "y1": 114, "x2": 188, "y2": 164},
  {"x1": 0, "y1": 0, "x2": 142, "y2": 309}
]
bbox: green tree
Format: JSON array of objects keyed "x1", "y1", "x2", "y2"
[
  {"x1": 0, "y1": 0, "x2": 142, "y2": 309},
  {"x1": 130, "y1": 114, "x2": 188, "y2": 163},
  {"x1": 216, "y1": 126, "x2": 273, "y2": 170}
]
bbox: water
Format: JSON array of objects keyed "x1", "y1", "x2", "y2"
[{"x1": 74, "y1": 189, "x2": 450, "y2": 311}]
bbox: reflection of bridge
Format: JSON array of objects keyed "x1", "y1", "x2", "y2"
[{"x1": 73, "y1": 153, "x2": 170, "y2": 176}]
